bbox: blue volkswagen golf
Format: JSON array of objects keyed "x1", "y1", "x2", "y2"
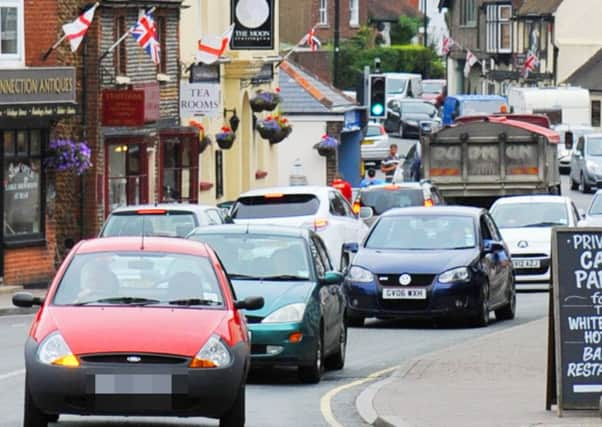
[{"x1": 343, "y1": 206, "x2": 515, "y2": 327}]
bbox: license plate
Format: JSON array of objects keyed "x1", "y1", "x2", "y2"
[
  {"x1": 361, "y1": 139, "x2": 374, "y2": 145},
  {"x1": 513, "y1": 259, "x2": 541, "y2": 269},
  {"x1": 382, "y1": 288, "x2": 427, "y2": 299},
  {"x1": 95, "y1": 374, "x2": 172, "y2": 394}
]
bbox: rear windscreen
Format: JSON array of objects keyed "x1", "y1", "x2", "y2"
[
  {"x1": 231, "y1": 194, "x2": 320, "y2": 219},
  {"x1": 101, "y1": 211, "x2": 197, "y2": 238},
  {"x1": 360, "y1": 189, "x2": 423, "y2": 215}
]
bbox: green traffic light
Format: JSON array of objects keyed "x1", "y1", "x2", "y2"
[{"x1": 371, "y1": 103, "x2": 384, "y2": 116}]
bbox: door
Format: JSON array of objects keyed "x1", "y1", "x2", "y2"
[
  {"x1": 328, "y1": 191, "x2": 365, "y2": 270},
  {"x1": 571, "y1": 137, "x2": 585, "y2": 183},
  {"x1": 160, "y1": 134, "x2": 198, "y2": 203},
  {"x1": 106, "y1": 141, "x2": 148, "y2": 214},
  {"x1": 482, "y1": 214, "x2": 508, "y2": 306}
]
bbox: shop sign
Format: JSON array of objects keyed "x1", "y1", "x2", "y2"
[
  {"x1": 230, "y1": 0, "x2": 275, "y2": 50},
  {"x1": 4, "y1": 161, "x2": 40, "y2": 234},
  {"x1": 251, "y1": 63, "x2": 274, "y2": 85},
  {"x1": 180, "y1": 82, "x2": 220, "y2": 118},
  {"x1": 133, "y1": 82, "x2": 160, "y2": 122},
  {"x1": 102, "y1": 90, "x2": 145, "y2": 126},
  {"x1": 190, "y1": 63, "x2": 220, "y2": 83},
  {"x1": 0, "y1": 67, "x2": 76, "y2": 104},
  {"x1": 0, "y1": 103, "x2": 76, "y2": 123}
]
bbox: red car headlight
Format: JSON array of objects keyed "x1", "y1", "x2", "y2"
[
  {"x1": 37, "y1": 332, "x2": 79, "y2": 368},
  {"x1": 189, "y1": 334, "x2": 232, "y2": 369}
]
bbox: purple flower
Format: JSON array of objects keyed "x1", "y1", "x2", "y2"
[
  {"x1": 45, "y1": 139, "x2": 92, "y2": 175},
  {"x1": 319, "y1": 135, "x2": 338, "y2": 148}
]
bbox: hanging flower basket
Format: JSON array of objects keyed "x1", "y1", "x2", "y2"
[
  {"x1": 269, "y1": 126, "x2": 292, "y2": 144},
  {"x1": 215, "y1": 126, "x2": 236, "y2": 150},
  {"x1": 249, "y1": 88, "x2": 282, "y2": 112},
  {"x1": 44, "y1": 139, "x2": 92, "y2": 175},
  {"x1": 189, "y1": 120, "x2": 212, "y2": 154},
  {"x1": 256, "y1": 117, "x2": 279, "y2": 139},
  {"x1": 257, "y1": 114, "x2": 292, "y2": 143},
  {"x1": 314, "y1": 134, "x2": 339, "y2": 156}
]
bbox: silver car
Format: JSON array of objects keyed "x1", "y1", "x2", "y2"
[
  {"x1": 361, "y1": 122, "x2": 390, "y2": 161},
  {"x1": 579, "y1": 189, "x2": 602, "y2": 226},
  {"x1": 553, "y1": 124, "x2": 595, "y2": 172},
  {"x1": 569, "y1": 133, "x2": 602, "y2": 193}
]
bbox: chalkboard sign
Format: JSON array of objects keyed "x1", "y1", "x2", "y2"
[{"x1": 552, "y1": 228, "x2": 602, "y2": 413}]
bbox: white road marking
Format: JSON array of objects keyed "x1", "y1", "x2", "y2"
[
  {"x1": 0, "y1": 369, "x2": 25, "y2": 382},
  {"x1": 320, "y1": 365, "x2": 399, "y2": 427}
]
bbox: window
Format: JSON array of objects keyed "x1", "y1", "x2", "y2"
[
  {"x1": 486, "y1": 4, "x2": 512, "y2": 53},
  {"x1": 0, "y1": 0, "x2": 22, "y2": 63},
  {"x1": 160, "y1": 136, "x2": 198, "y2": 203},
  {"x1": 114, "y1": 13, "x2": 127, "y2": 75},
  {"x1": 232, "y1": 194, "x2": 320, "y2": 219},
  {"x1": 460, "y1": 0, "x2": 477, "y2": 27},
  {"x1": 309, "y1": 239, "x2": 326, "y2": 277},
  {"x1": 319, "y1": 0, "x2": 328, "y2": 25},
  {"x1": 4, "y1": 130, "x2": 45, "y2": 242},
  {"x1": 592, "y1": 100, "x2": 601, "y2": 127},
  {"x1": 523, "y1": 20, "x2": 547, "y2": 56},
  {"x1": 156, "y1": 15, "x2": 167, "y2": 73},
  {"x1": 106, "y1": 142, "x2": 148, "y2": 212},
  {"x1": 349, "y1": 0, "x2": 359, "y2": 26},
  {"x1": 329, "y1": 191, "x2": 347, "y2": 216}
]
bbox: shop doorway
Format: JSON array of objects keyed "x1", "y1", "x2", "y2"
[
  {"x1": 159, "y1": 134, "x2": 198, "y2": 203},
  {"x1": 105, "y1": 141, "x2": 148, "y2": 213}
]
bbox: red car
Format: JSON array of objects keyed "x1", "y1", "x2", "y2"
[{"x1": 13, "y1": 237, "x2": 263, "y2": 427}]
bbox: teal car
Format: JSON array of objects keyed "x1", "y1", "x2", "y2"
[{"x1": 187, "y1": 224, "x2": 347, "y2": 383}]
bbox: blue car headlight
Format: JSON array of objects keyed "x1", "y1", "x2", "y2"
[
  {"x1": 438, "y1": 267, "x2": 470, "y2": 284},
  {"x1": 348, "y1": 266, "x2": 374, "y2": 283}
]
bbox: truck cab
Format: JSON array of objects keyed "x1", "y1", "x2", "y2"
[{"x1": 442, "y1": 95, "x2": 508, "y2": 125}]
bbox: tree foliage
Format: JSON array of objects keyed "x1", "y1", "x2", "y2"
[{"x1": 390, "y1": 16, "x2": 424, "y2": 45}]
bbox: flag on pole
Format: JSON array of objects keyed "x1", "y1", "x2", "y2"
[
  {"x1": 464, "y1": 50, "x2": 478, "y2": 78},
  {"x1": 440, "y1": 36, "x2": 454, "y2": 56},
  {"x1": 61, "y1": 3, "x2": 98, "y2": 52},
  {"x1": 131, "y1": 12, "x2": 161, "y2": 65},
  {"x1": 196, "y1": 25, "x2": 235, "y2": 65},
  {"x1": 522, "y1": 51, "x2": 539, "y2": 78},
  {"x1": 301, "y1": 28, "x2": 321, "y2": 51}
]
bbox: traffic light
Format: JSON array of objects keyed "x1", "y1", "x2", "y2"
[{"x1": 368, "y1": 74, "x2": 386, "y2": 119}]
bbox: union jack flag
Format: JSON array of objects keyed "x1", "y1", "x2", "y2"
[
  {"x1": 521, "y1": 51, "x2": 539, "y2": 78},
  {"x1": 131, "y1": 12, "x2": 160, "y2": 65}
]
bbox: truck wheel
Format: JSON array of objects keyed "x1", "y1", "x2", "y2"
[
  {"x1": 570, "y1": 177, "x2": 578, "y2": 190},
  {"x1": 580, "y1": 173, "x2": 591, "y2": 193}
]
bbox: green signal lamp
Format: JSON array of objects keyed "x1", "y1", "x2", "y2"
[{"x1": 371, "y1": 103, "x2": 384, "y2": 116}]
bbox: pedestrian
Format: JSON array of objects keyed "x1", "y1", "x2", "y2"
[
  {"x1": 360, "y1": 168, "x2": 384, "y2": 187},
  {"x1": 330, "y1": 173, "x2": 353, "y2": 202},
  {"x1": 380, "y1": 144, "x2": 400, "y2": 183}
]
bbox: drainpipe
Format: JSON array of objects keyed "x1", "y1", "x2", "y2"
[
  {"x1": 80, "y1": 33, "x2": 88, "y2": 239},
  {"x1": 333, "y1": 0, "x2": 340, "y2": 87}
]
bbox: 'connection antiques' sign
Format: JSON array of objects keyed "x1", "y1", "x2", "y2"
[
  {"x1": 180, "y1": 82, "x2": 221, "y2": 118},
  {"x1": 101, "y1": 90, "x2": 145, "y2": 127},
  {"x1": 548, "y1": 228, "x2": 602, "y2": 414},
  {"x1": 0, "y1": 67, "x2": 76, "y2": 104},
  {"x1": 230, "y1": 0, "x2": 274, "y2": 49}
]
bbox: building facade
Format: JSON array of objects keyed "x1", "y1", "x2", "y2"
[{"x1": 180, "y1": 0, "x2": 280, "y2": 203}]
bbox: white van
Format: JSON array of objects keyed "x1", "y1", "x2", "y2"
[
  {"x1": 383, "y1": 73, "x2": 422, "y2": 103},
  {"x1": 507, "y1": 86, "x2": 591, "y2": 126}
]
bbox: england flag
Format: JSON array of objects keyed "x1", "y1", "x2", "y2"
[
  {"x1": 196, "y1": 25, "x2": 235, "y2": 65},
  {"x1": 62, "y1": 3, "x2": 98, "y2": 52}
]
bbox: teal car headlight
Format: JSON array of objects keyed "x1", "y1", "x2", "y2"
[
  {"x1": 438, "y1": 267, "x2": 470, "y2": 284},
  {"x1": 262, "y1": 303, "x2": 306, "y2": 323},
  {"x1": 348, "y1": 266, "x2": 374, "y2": 283}
]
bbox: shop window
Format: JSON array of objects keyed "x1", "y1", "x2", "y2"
[
  {"x1": 107, "y1": 142, "x2": 148, "y2": 212},
  {"x1": 114, "y1": 13, "x2": 127, "y2": 75},
  {"x1": 3, "y1": 129, "x2": 45, "y2": 243},
  {"x1": 0, "y1": 0, "x2": 22, "y2": 64},
  {"x1": 160, "y1": 136, "x2": 198, "y2": 203},
  {"x1": 156, "y1": 15, "x2": 167, "y2": 74},
  {"x1": 592, "y1": 100, "x2": 601, "y2": 128},
  {"x1": 215, "y1": 151, "x2": 223, "y2": 199},
  {"x1": 486, "y1": 4, "x2": 512, "y2": 54}
]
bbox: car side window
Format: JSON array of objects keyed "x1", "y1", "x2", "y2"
[
  {"x1": 308, "y1": 239, "x2": 326, "y2": 277},
  {"x1": 577, "y1": 137, "x2": 585, "y2": 154},
  {"x1": 571, "y1": 202, "x2": 580, "y2": 224},
  {"x1": 329, "y1": 191, "x2": 347, "y2": 217},
  {"x1": 434, "y1": 188, "x2": 445, "y2": 205},
  {"x1": 205, "y1": 209, "x2": 223, "y2": 224},
  {"x1": 484, "y1": 214, "x2": 502, "y2": 241},
  {"x1": 480, "y1": 216, "x2": 493, "y2": 241},
  {"x1": 314, "y1": 235, "x2": 333, "y2": 271},
  {"x1": 338, "y1": 193, "x2": 355, "y2": 217}
]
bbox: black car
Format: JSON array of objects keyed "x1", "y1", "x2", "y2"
[
  {"x1": 343, "y1": 206, "x2": 515, "y2": 327},
  {"x1": 383, "y1": 99, "x2": 441, "y2": 138},
  {"x1": 352, "y1": 182, "x2": 445, "y2": 226}
]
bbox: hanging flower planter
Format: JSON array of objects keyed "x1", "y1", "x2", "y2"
[
  {"x1": 257, "y1": 114, "x2": 292, "y2": 144},
  {"x1": 215, "y1": 126, "x2": 236, "y2": 150},
  {"x1": 313, "y1": 134, "x2": 339, "y2": 156},
  {"x1": 189, "y1": 119, "x2": 212, "y2": 154},
  {"x1": 269, "y1": 126, "x2": 292, "y2": 144},
  {"x1": 249, "y1": 88, "x2": 281, "y2": 112},
  {"x1": 255, "y1": 169, "x2": 268, "y2": 180},
  {"x1": 44, "y1": 139, "x2": 92, "y2": 175}
]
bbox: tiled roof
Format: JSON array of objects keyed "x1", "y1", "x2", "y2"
[
  {"x1": 368, "y1": 0, "x2": 421, "y2": 21},
  {"x1": 516, "y1": 0, "x2": 563, "y2": 16},
  {"x1": 565, "y1": 48, "x2": 602, "y2": 91},
  {"x1": 279, "y1": 61, "x2": 357, "y2": 115}
]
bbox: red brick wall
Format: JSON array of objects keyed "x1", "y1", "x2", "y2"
[{"x1": 290, "y1": 51, "x2": 333, "y2": 84}]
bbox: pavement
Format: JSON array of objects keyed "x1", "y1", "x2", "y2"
[
  {"x1": 0, "y1": 285, "x2": 46, "y2": 316},
  {"x1": 356, "y1": 317, "x2": 602, "y2": 427}
]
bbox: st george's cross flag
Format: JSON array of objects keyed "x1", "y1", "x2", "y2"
[
  {"x1": 62, "y1": 3, "x2": 98, "y2": 52},
  {"x1": 522, "y1": 51, "x2": 539, "y2": 78},
  {"x1": 440, "y1": 36, "x2": 455, "y2": 56},
  {"x1": 301, "y1": 28, "x2": 321, "y2": 51},
  {"x1": 131, "y1": 12, "x2": 161, "y2": 65},
  {"x1": 196, "y1": 25, "x2": 235, "y2": 65},
  {"x1": 464, "y1": 49, "x2": 478, "y2": 78}
]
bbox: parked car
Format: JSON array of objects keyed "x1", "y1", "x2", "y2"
[
  {"x1": 570, "y1": 134, "x2": 602, "y2": 192},
  {"x1": 188, "y1": 224, "x2": 346, "y2": 383},
  {"x1": 383, "y1": 99, "x2": 441, "y2": 138},
  {"x1": 489, "y1": 195, "x2": 581, "y2": 290},
  {"x1": 420, "y1": 79, "x2": 446, "y2": 105},
  {"x1": 12, "y1": 237, "x2": 264, "y2": 427},
  {"x1": 342, "y1": 206, "x2": 515, "y2": 327},
  {"x1": 230, "y1": 186, "x2": 370, "y2": 271},
  {"x1": 361, "y1": 121, "x2": 390, "y2": 161},
  {"x1": 553, "y1": 124, "x2": 595, "y2": 173},
  {"x1": 352, "y1": 181, "x2": 445, "y2": 226},
  {"x1": 579, "y1": 189, "x2": 602, "y2": 226},
  {"x1": 99, "y1": 204, "x2": 226, "y2": 238}
]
